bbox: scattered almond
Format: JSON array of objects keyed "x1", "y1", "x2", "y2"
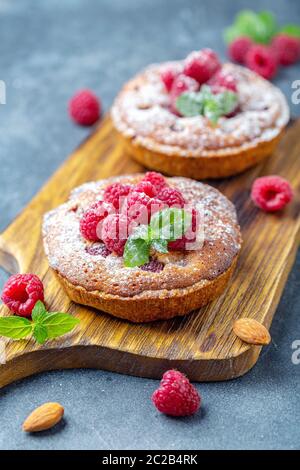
[
  {"x1": 233, "y1": 318, "x2": 271, "y2": 345},
  {"x1": 22, "y1": 402, "x2": 64, "y2": 432}
]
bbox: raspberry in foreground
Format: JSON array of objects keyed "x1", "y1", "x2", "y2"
[
  {"x1": 103, "y1": 182, "x2": 132, "y2": 210},
  {"x1": 228, "y1": 37, "x2": 253, "y2": 64},
  {"x1": 69, "y1": 89, "x2": 101, "y2": 126},
  {"x1": 102, "y1": 213, "x2": 130, "y2": 256},
  {"x1": 80, "y1": 201, "x2": 113, "y2": 241},
  {"x1": 126, "y1": 191, "x2": 165, "y2": 223},
  {"x1": 245, "y1": 45, "x2": 277, "y2": 80},
  {"x1": 158, "y1": 187, "x2": 185, "y2": 208},
  {"x1": 135, "y1": 181, "x2": 157, "y2": 198},
  {"x1": 251, "y1": 175, "x2": 293, "y2": 212},
  {"x1": 1, "y1": 274, "x2": 44, "y2": 317},
  {"x1": 152, "y1": 370, "x2": 201, "y2": 417},
  {"x1": 140, "y1": 259, "x2": 164, "y2": 273},
  {"x1": 141, "y1": 172, "x2": 167, "y2": 193},
  {"x1": 169, "y1": 74, "x2": 199, "y2": 114},
  {"x1": 184, "y1": 49, "x2": 221, "y2": 84},
  {"x1": 271, "y1": 34, "x2": 300, "y2": 66}
]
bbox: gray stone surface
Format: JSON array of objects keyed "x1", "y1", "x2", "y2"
[{"x1": 0, "y1": 0, "x2": 299, "y2": 450}]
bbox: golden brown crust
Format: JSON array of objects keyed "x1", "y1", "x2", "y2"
[
  {"x1": 117, "y1": 128, "x2": 284, "y2": 179},
  {"x1": 55, "y1": 257, "x2": 237, "y2": 322}
]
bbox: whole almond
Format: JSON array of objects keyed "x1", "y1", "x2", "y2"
[
  {"x1": 233, "y1": 318, "x2": 271, "y2": 345},
  {"x1": 22, "y1": 402, "x2": 64, "y2": 432}
]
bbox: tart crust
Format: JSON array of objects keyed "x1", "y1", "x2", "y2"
[
  {"x1": 111, "y1": 63, "x2": 289, "y2": 179},
  {"x1": 43, "y1": 175, "x2": 242, "y2": 322}
]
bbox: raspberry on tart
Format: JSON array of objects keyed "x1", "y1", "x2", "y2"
[
  {"x1": 111, "y1": 49, "x2": 289, "y2": 179},
  {"x1": 43, "y1": 174, "x2": 242, "y2": 322}
]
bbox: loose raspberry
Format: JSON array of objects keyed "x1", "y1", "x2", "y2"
[
  {"x1": 68, "y1": 89, "x2": 101, "y2": 126},
  {"x1": 228, "y1": 37, "x2": 253, "y2": 64},
  {"x1": 141, "y1": 172, "x2": 167, "y2": 193},
  {"x1": 126, "y1": 191, "x2": 165, "y2": 224},
  {"x1": 245, "y1": 45, "x2": 278, "y2": 80},
  {"x1": 169, "y1": 74, "x2": 199, "y2": 115},
  {"x1": 158, "y1": 187, "x2": 185, "y2": 208},
  {"x1": 251, "y1": 175, "x2": 293, "y2": 212},
  {"x1": 85, "y1": 243, "x2": 111, "y2": 257},
  {"x1": 168, "y1": 208, "x2": 199, "y2": 251},
  {"x1": 80, "y1": 201, "x2": 113, "y2": 242},
  {"x1": 103, "y1": 183, "x2": 132, "y2": 210},
  {"x1": 140, "y1": 259, "x2": 164, "y2": 273},
  {"x1": 208, "y1": 69, "x2": 237, "y2": 92},
  {"x1": 102, "y1": 213, "x2": 130, "y2": 256},
  {"x1": 161, "y1": 67, "x2": 179, "y2": 92},
  {"x1": 134, "y1": 181, "x2": 157, "y2": 198},
  {"x1": 271, "y1": 34, "x2": 300, "y2": 66},
  {"x1": 152, "y1": 370, "x2": 201, "y2": 417},
  {"x1": 1, "y1": 274, "x2": 44, "y2": 318},
  {"x1": 184, "y1": 49, "x2": 221, "y2": 84}
]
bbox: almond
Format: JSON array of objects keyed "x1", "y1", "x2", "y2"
[
  {"x1": 22, "y1": 402, "x2": 64, "y2": 432},
  {"x1": 233, "y1": 318, "x2": 271, "y2": 345}
]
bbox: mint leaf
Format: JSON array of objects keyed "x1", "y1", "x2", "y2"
[
  {"x1": 280, "y1": 24, "x2": 300, "y2": 38},
  {"x1": 38, "y1": 313, "x2": 80, "y2": 339},
  {"x1": 151, "y1": 239, "x2": 168, "y2": 254},
  {"x1": 224, "y1": 10, "x2": 278, "y2": 44},
  {"x1": 216, "y1": 91, "x2": 238, "y2": 116},
  {"x1": 176, "y1": 92, "x2": 203, "y2": 117},
  {"x1": 33, "y1": 324, "x2": 48, "y2": 344},
  {"x1": 0, "y1": 316, "x2": 32, "y2": 340},
  {"x1": 224, "y1": 25, "x2": 244, "y2": 44},
  {"x1": 258, "y1": 11, "x2": 278, "y2": 42},
  {"x1": 150, "y1": 208, "x2": 192, "y2": 241},
  {"x1": 124, "y1": 237, "x2": 150, "y2": 267},
  {"x1": 31, "y1": 300, "x2": 47, "y2": 323}
]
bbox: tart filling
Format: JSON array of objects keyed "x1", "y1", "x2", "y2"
[{"x1": 43, "y1": 174, "x2": 241, "y2": 298}]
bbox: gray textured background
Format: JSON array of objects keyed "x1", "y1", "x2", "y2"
[{"x1": 0, "y1": 0, "x2": 300, "y2": 450}]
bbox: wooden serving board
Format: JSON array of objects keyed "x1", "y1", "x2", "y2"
[{"x1": 0, "y1": 116, "x2": 299, "y2": 388}]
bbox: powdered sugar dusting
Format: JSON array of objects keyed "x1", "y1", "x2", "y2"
[
  {"x1": 111, "y1": 62, "x2": 289, "y2": 156},
  {"x1": 43, "y1": 175, "x2": 241, "y2": 297}
]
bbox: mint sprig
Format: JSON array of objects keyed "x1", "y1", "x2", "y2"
[
  {"x1": 0, "y1": 301, "x2": 80, "y2": 344},
  {"x1": 176, "y1": 86, "x2": 238, "y2": 124},
  {"x1": 124, "y1": 208, "x2": 192, "y2": 268}
]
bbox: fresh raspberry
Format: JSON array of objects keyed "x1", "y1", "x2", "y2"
[
  {"x1": 208, "y1": 69, "x2": 237, "y2": 92},
  {"x1": 85, "y1": 243, "x2": 111, "y2": 257},
  {"x1": 228, "y1": 36, "x2": 253, "y2": 64},
  {"x1": 168, "y1": 208, "x2": 199, "y2": 251},
  {"x1": 161, "y1": 67, "x2": 179, "y2": 92},
  {"x1": 140, "y1": 259, "x2": 164, "y2": 273},
  {"x1": 152, "y1": 370, "x2": 201, "y2": 417},
  {"x1": 1, "y1": 274, "x2": 44, "y2": 318},
  {"x1": 134, "y1": 181, "x2": 157, "y2": 198},
  {"x1": 169, "y1": 74, "x2": 199, "y2": 114},
  {"x1": 103, "y1": 183, "x2": 132, "y2": 210},
  {"x1": 158, "y1": 187, "x2": 185, "y2": 208},
  {"x1": 271, "y1": 34, "x2": 300, "y2": 66},
  {"x1": 126, "y1": 191, "x2": 165, "y2": 224},
  {"x1": 251, "y1": 175, "x2": 293, "y2": 212},
  {"x1": 69, "y1": 89, "x2": 101, "y2": 126},
  {"x1": 102, "y1": 213, "x2": 130, "y2": 256},
  {"x1": 184, "y1": 49, "x2": 221, "y2": 84},
  {"x1": 245, "y1": 45, "x2": 278, "y2": 80},
  {"x1": 141, "y1": 172, "x2": 167, "y2": 193},
  {"x1": 80, "y1": 201, "x2": 113, "y2": 242}
]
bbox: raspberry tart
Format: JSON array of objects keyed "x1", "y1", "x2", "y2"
[
  {"x1": 43, "y1": 172, "x2": 242, "y2": 322},
  {"x1": 111, "y1": 49, "x2": 289, "y2": 179}
]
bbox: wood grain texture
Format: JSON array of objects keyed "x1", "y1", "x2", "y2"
[{"x1": 0, "y1": 115, "x2": 299, "y2": 387}]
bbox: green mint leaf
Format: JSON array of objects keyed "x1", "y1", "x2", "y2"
[
  {"x1": 176, "y1": 92, "x2": 204, "y2": 117},
  {"x1": 224, "y1": 10, "x2": 277, "y2": 44},
  {"x1": 280, "y1": 24, "x2": 300, "y2": 38},
  {"x1": 31, "y1": 300, "x2": 47, "y2": 323},
  {"x1": 124, "y1": 237, "x2": 150, "y2": 268},
  {"x1": 216, "y1": 91, "x2": 238, "y2": 116},
  {"x1": 0, "y1": 316, "x2": 32, "y2": 340},
  {"x1": 224, "y1": 25, "x2": 244, "y2": 44},
  {"x1": 203, "y1": 99, "x2": 221, "y2": 125},
  {"x1": 151, "y1": 239, "x2": 168, "y2": 254},
  {"x1": 150, "y1": 208, "x2": 192, "y2": 241},
  {"x1": 258, "y1": 11, "x2": 278, "y2": 42},
  {"x1": 33, "y1": 324, "x2": 48, "y2": 344},
  {"x1": 38, "y1": 312, "x2": 80, "y2": 339}
]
